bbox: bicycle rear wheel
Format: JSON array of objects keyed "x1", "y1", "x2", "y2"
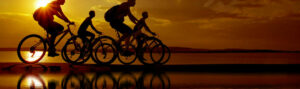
[
  {"x1": 62, "y1": 36, "x2": 91, "y2": 65},
  {"x1": 17, "y1": 34, "x2": 46, "y2": 64},
  {"x1": 93, "y1": 43, "x2": 117, "y2": 65},
  {"x1": 118, "y1": 44, "x2": 137, "y2": 65}
]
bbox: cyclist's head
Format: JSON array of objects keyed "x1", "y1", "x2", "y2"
[
  {"x1": 142, "y1": 11, "x2": 148, "y2": 18},
  {"x1": 57, "y1": 0, "x2": 65, "y2": 5},
  {"x1": 89, "y1": 10, "x2": 95, "y2": 17},
  {"x1": 127, "y1": 0, "x2": 136, "y2": 6}
]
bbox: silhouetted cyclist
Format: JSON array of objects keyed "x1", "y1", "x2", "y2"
[
  {"x1": 78, "y1": 10, "x2": 102, "y2": 42},
  {"x1": 133, "y1": 12, "x2": 156, "y2": 40},
  {"x1": 105, "y1": 0, "x2": 138, "y2": 55},
  {"x1": 33, "y1": 0, "x2": 74, "y2": 57}
]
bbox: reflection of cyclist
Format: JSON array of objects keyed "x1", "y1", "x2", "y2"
[
  {"x1": 78, "y1": 10, "x2": 102, "y2": 42},
  {"x1": 33, "y1": 0, "x2": 74, "y2": 57},
  {"x1": 105, "y1": 0, "x2": 138, "y2": 54},
  {"x1": 133, "y1": 12, "x2": 156, "y2": 40}
]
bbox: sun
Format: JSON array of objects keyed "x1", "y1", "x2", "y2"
[{"x1": 35, "y1": 0, "x2": 53, "y2": 9}]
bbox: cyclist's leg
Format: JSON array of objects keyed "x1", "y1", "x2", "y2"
[
  {"x1": 78, "y1": 31, "x2": 95, "y2": 44},
  {"x1": 110, "y1": 22, "x2": 134, "y2": 56},
  {"x1": 135, "y1": 32, "x2": 144, "y2": 43},
  {"x1": 110, "y1": 22, "x2": 130, "y2": 44},
  {"x1": 85, "y1": 31, "x2": 95, "y2": 41},
  {"x1": 117, "y1": 23, "x2": 132, "y2": 48},
  {"x1": 48, "y1": 22, "x2": 64, "y2": 56}
]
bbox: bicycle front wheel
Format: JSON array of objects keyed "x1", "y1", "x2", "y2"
[
  {"x1": 93, "y1": 43, "x2": 117, "y2": 65},
  {"x1": 138, "y1": 37, "x2": 163, "y2": 65},
  {"x1": 151, "y1": 44, "x2": 171, "y2": 64},
  {"x1": 17, "y1": 34, "x2": 47, "y2": 64},
  {"x1": 62, "y1": 36, "x2": 91, "y2": 65}
]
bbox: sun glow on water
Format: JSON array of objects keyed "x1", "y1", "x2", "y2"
[
  {"x1": 26, "y1": 76, "x2": 44, "y2": 88},
  {"x1": 27, "y1": 51, "x2": 43, "y2": 62}
]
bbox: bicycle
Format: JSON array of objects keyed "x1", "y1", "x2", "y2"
[
  {"x1": 92, "y1": 30, "x2": 170, "y2": 65},
  {"x1": 17, "y1": 23, "x2": 88, "y2": 64},
  {"x1": 92, "y1": 31, "x2": 139, "y2": 65},
  {"x1": 17, "y1": 73, "x2": 46, "y2": 89},
  {"x1": 134, "y1": 33, "x2": 171, "y2": 65},
  {"x1": 73, "y1": 34, "x2": 117, "y2": 65}
]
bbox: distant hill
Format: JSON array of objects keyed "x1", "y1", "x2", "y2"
[
  {"x1": 1, "y1": 47, "x2": 299, "y2": 53},
  {"x1": 168, "y1": 47, "x2": 300, "y2": 53},
  {"x1": 0, "y1": 48, "x2": 17, "y2": 51}
]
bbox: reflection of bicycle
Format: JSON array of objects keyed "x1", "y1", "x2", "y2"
[
  {"x1": 17, "y1": 71, "x2": 170, "y2": 89},
  {"x1": 117, "y1": 72, "x2": 138, "y2": 89},
  {"x1": 61, "y1": 73, "x2": 91, "y2": 89},
  {"x1": 91, "y1": 72, "x2": 170, "y2": 89},
  {"x1": 17, "y1": 23, "x2": 88, "y2": 64},
  {"x1": 138, "y1": 72, "x2": 170, "y2": 89},
  {"x1": 92, "y1": 72, "x2": 117, "y2": 89},
  {"x1": 17, "y1": 73, "x2": 46, "y2": 89}
]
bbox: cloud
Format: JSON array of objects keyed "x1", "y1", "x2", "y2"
[
  {"x1": 0, "y1": 12, "x2": 46, "y2": 48},
  {"x1": 149, "y1": 17, "x2": 171, "y2": 26},
  {"x1": 202, "y1": 0, "x2": 300, "y2": 22},
  {"x1": 90, "y1": 5, "x2": 109, "y2": 12},
  {"x1": 0, "y1": 12, "x2": 31, "y2": 17},
  {"x1": 103, "y1": 0, "x2": 122, "y2": 5}
]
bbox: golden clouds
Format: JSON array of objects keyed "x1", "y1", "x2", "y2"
[{"x1": 0, "y1": 0, "x2": 300, "y2": 50}]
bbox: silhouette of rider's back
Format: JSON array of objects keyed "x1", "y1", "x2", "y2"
[{"x1": 33, "y1": 0, "x2": 73, "y2": 57}]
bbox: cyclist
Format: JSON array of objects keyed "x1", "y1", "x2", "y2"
[
  {"x1": 33, "y1": 0, "x2": 74, "y2": 57},
  {"x1": 105, "y1": 0, "x2": 138, "y2": 55},
  {"x1": 78, "y1": 10, "x2": 102, "y2": 42},
  {"x1": 133, "y1": 11, "x2": 156, "y2": 41}
]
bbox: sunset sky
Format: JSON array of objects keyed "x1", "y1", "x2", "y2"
[{"x1": 0, "y1": 0, "x2": 300, "y2": 50}]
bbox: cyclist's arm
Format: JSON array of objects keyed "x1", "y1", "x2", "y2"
[
  {"x1": 56, "y1": 6, "x2": 71, "y2": 23},
  {"x1": 128, "y1": 11, "x2": 137, "y2": 24},
  {"x1": 143, "y1": 22, "x2": 155, "y2": 35},
  {"x1": 90, "y1": 21, "x2": 102, "y2": 34}
]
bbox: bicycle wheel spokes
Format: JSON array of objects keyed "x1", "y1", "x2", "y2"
[
  {"x1": 17, "y1": 34, "x2": 46, "y2": 64},
  {"x1": 99, "y1": 36, "x2": 116, "y2": 45},
  {"x1": 150, "y1": 44, "x2": 165, "y2": 64},
  {"x1": 93, "y1": 73, "x2": 117, "y2": 89},
  {"x1": 118, "y1": 45, "x2": 137, "y2": 65},
  {"x1": 143, "y1": 39, "x2": 159, "y2": 49},
  {"x1": 93, "y1": 43, "x2": 117, "y2": 65},
  {"x1": 159, "y1": 45, "x2": 171, "y2": 64},
  {"x1": 63, "y1": 36, "x2": 90, "y2": 64},
  {"x1": 62, "y1": 74, "x2": 91, "y2": 89},
  {"x1": 17, "y1": 74, "x2": 46, "y2": 89},
  {"x1": 65, "y1": 42, "x2": 81, "y2": 61},
  {"x1": 139, "y1": 37, "x2": 162, "y2": 65},
  {"x1": 140, "y1": 45, "x2": 154, "y2": 64},
  {"x1": 117, "y1": 73, "x2": 137, "y2": 89}
]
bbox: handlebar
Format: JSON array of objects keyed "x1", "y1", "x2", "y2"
[
  {"x1": 67, "y1": 23, "x2": 75, "y2": 27},
  {"x1": 66, "y1": 23, "x2": 75, "y2": 30},
  {"x1": 155, "y1": 33, "x2": 159, "y2": 38}
]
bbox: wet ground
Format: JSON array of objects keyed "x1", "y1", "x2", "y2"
[{"x1": 1, "y1": 63, "x2": 300, "y2": 89}]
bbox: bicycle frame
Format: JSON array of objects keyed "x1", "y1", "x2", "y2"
[
  {"x1": 44, "y1": 24, "x2": 76, "y2": 47},
  {"x1": 112, "y1": 31, "x2": 159, "y2": 58},
  {"x1": 126, "y1": 32, "x2": 159, "y2": 49}
]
